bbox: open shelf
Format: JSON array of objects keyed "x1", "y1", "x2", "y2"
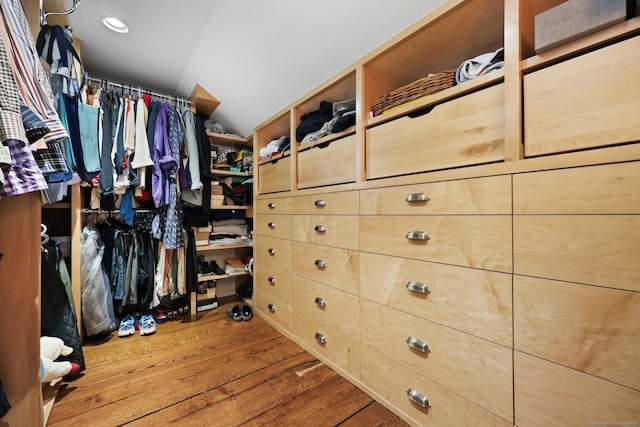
[
  {"x1": 196, "y1": 242, "x2": 253, "y2": 252},
  {"x1": 197, "y1": 271, "x2": 251, "y2": 282}
]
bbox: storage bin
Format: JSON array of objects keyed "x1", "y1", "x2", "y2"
[
  {"x1": 257, "y1": 156, "x2": 291, "y2": 194},
  {"x1": 534, "y1": 0, "x2": 627, "y2": 53},
  {"x1": 297, "y1": 134, "x2": 356, "y2": 189}
]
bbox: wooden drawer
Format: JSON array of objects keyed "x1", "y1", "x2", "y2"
[
  {"x1": 514, "y1": 162, "x2": 640, "y2": 214},
  {"x1": 361, "y1": 300, "x2": 513, "y2": 421},
  {"x1": 366, "y1": 84, "x2": 504, "y2": 179},
  {"x1": 514, "y1": 215, "x2": 640, "y2": 291},
  {"x1": 514, "y1": 275, "x2": 640, "y2": 390},
  {"x1": 514, "y1": 352, "x2": 640, "y2": 427},
  {"x1": 254, "y1": 197, "x2": 292, "y2": 215},
  {"x1": 524, "y1": 36, "x2": 640, "y2": 157},
  {"x1": 253, "y1": 261, "x2": 292, "y2": 305},
  {"x1": 292, "y1": 242, "x2": 359, "y2": 295},
  {"x1": 293, "y1": 310, "x2": 361, "y2": 381},
  {"x1": 360, "y1": 215, "x2": 512, "y2": 273},
  {"x1": 254, "y1": 214, "x2": 292, "y2": 239},
  {"x1": 292, "y1": 191, "x2": 359, "y2": 215},
  {"x1": 361, "y1": 349, "x2": 512, "y2": 427},
  {"x1": 360, "y1": 175, "x2": 511, "y2": 215},
  {"x1": 298, "y1": 135, "x2": 357, "y2": 189},
  {"x1": 254, "y1": 235, "x2": 292, "y2": 271},
  {"x1": 360, "y1": 252, "x2": 512, "y2": 346},
  {"x1": 293, "y1": 276, "x2": 361, "y2": 340},
  {"x1": 292, "y1": 215, "x2": 359, "y2": 250},
  {"x1": 254, "y1": 287, "x2": 292, "y2": 332},
  {"x1": 258, "y1": 156, "x2": 291, "y2": 194}
]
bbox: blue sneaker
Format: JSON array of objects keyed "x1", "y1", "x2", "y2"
[
  {"x1": 139, "y1": 314, "x2": 156, "y2": 336},
  {"x1": 117, "y1": 315, "x2": 136, "y2": 337}
]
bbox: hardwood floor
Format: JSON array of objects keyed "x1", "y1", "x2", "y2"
[{"x1": 47, "y1": 302, "x2": 409, "y2": 426}]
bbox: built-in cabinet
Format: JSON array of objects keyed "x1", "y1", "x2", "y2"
[{"x1": 253, "y1": 0, "x2": 640, "y2": 425}]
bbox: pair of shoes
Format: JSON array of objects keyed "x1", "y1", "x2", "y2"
[
  {"x1": 177, "y1": 302, "x2": 189, "y2": 315},
  {"x1": 167, "y1": 308, "x2": 178, "y2": 321},
  {"x1": 210, "y1": 260, "x2": 225, "y2": 275},
  {"x1": 151, "y1": 305, "x2": 168, "y2": 324},
  {"x1": 206, "y1": 280, "x2": 216, "y2": 289},
  {"x1": 226, "y1": 305, "x2": 252, "y2": 322},
  {"x1": 117, "y1": 315, "x2": 136, "y2": 337},
  {"x1": 139, "y1": 314, "x2": 156, "y2": 336}
]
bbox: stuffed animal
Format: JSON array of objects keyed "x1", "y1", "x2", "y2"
[{"x1": 40, "y1": 336, "x2": 80, "y2": 384}]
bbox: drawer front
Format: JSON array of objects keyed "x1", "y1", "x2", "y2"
[
  {"x1": 254, "y1": 235, "x2": 292, "y2": 271},
  {"x1": 293, "y1": 276, "x2": 361, "y2": 340},
  {"x1": 253, "y1": 261, "x2": 292, "y2": 305},
  {"x1": 514, "y1": 352, "x2": 640, "y2": 427},
  {"x1": 361, "y1": 349, "x2": 512, "y2": 427},
  {"x1": 361, "y1": 300, "x2": 513, "y2": 421},
  {"x1": 255, "y1": 197, "x2": 292, "y2": 215},
  {"x1": 367, "y1": 84, "x2": 505, "y2": 179},
  {"x1": 258, "y1": 156, "x2": 291, "y2": 194},
  {"x1": 524, "y1": 36, "x2": 640, "y2": 157},
  {"x1": 360, "y1": 175, "x2": 511, "y2": 215},
  {"x1": 514, "y1": 162, "x2": 640, "y2": 214},
  {"x1": 254, "y1": 214, "x2": 292, "y2": 239},
  {"x1": 254, "y1": 287, "x2": 292, "y2": 332},
  {"x1": 360, "y1": 252, "x2": 512, "y2": 346},
  {"x1": 514, "y1": 275, "x2": 640, "y2": 390},
  {"x1": 292, "y1": 242, "x2": 359, "y2": 295},
  {"x1": 292, "y1": 191, "x2": 359, "y2": 215},
  {"x1": 514, "y1": 215, "x2": 640, "y2": 291},
  {"x1": 292, "y1": 215, "x2": 359, "y2": 250},
  {"x1": 293, "y1": 310, "x2": 361, "y2": 380},
  {"x1": 360, "y1": 215, "x2": 512, "y2": 273},
  {"x1": 298, "y1": 134, "x2": 357, "y2": 188}
]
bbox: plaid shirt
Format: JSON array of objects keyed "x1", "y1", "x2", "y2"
[
  {"x1": 0, "y1": 138, "x2": 48, "y2": 196},
  {"x1": 0, "y1": 12, "x2": 26, "y2": 150},
  {"x1": 0, "y1": 0, "x2": 68, "y2": 143}
]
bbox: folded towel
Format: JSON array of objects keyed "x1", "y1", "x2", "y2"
[{"x1": 456, "y1": 47, "x2": 504, "y2": 84}]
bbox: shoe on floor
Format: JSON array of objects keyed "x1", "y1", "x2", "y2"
[
  {"x1": 118, "y1": 315, "x2": 136, "y2": 337},
  {"x1": 139, "y1": 314, "x2": 156, "y2": 336},
  {"x1": 226, "y1": 305, "x2": 243, "y2": 322},
  {"x1": 242, "y1": 305, "x2": 253, "y2": 321}
]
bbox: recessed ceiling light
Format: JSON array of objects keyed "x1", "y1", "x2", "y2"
[{"x1": 103, "y1": 17, "x2": 129, "y2": 34}]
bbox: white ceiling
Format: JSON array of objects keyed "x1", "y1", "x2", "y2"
[{"x1": 62, "y1": 0, "x2": 445, "y2": 137}]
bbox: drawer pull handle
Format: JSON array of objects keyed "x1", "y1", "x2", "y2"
[
  {"x1": 268, "y1": 203, "x2": 276, "y2": 209},
  {"x1": 315, "y1": 332, "x2": 327, "y2": 344},
  {"x1": 406, "y1": 281, "x2": 430, "y2": 294},
  {"x1": 315, "y1": 297, "x2": 327, "y2": 308},
  {"x1": 268, "y1": 248, "x2": 276, "y2": 255},
  {"x1": 268, "y1": 304, "x2": 276, "y2": 313},
  {"x1": 315, "y1": 259, "x2": 327, "y2": 268},
  {"x1": 314, "y1": 225, "x2": 326, "y2": 233},
  {"x1": 314, "y1": 199, "x2": 326, "y2": 207},
  {"x1": 406, "y1": 231, "x2": 430, "y2": 241},
  {"x1": 406, "y1": 193, "x2": 430, "y2": 203},
  {"x1": 268, "y1": 276, "x2": 276, "y2": 285},
  {"x1": 268, "y1": 222, "x2": 276, "y2": 229},
  {"x1": 407, "y1": 389, "x2": 431, "y2": 408},
  {"x1": 406, "y1": 336, "x2": 430, "y2": 353}
]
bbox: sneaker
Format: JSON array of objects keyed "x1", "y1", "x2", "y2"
[
  {"x1": 139, "y1": 314, "x2": 156, "y2": 336},
  {"x1": 242, "y1": 305, "x2": 253, "y2": 321},
  {"x1": 118, "y1": 315, "x2": 136, "y2": 337},
  {"x1": 197, "y1": 281, "x2": 208, "y2": 294}
]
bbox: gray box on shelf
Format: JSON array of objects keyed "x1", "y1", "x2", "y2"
[{"x1": 535, "y1": 0, "x2": 628, "y2": 53}]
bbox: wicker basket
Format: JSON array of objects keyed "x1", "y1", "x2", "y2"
[{"x1": 372, "y1": 69, "x2": 456, "y2": 117}]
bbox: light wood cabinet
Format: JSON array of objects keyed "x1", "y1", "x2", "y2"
[{"x1": 253, "y1": 0, "x2": 640, "y2": 425}]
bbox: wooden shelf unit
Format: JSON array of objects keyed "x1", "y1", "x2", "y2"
[{"x1": 252, "y1": 1, "x2": 640, "y2": 426}]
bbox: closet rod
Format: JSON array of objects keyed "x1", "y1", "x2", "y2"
[
  {"x1": 87, "y1": 77, "x2": 190, "y2": 105},
  {"x1": 40, "y1": 0, "x2": 80, "y2": 26}
]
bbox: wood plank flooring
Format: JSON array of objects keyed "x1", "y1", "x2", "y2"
[{"x1": 47, "y1": 303, "x2": 409, "y2": 426}]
